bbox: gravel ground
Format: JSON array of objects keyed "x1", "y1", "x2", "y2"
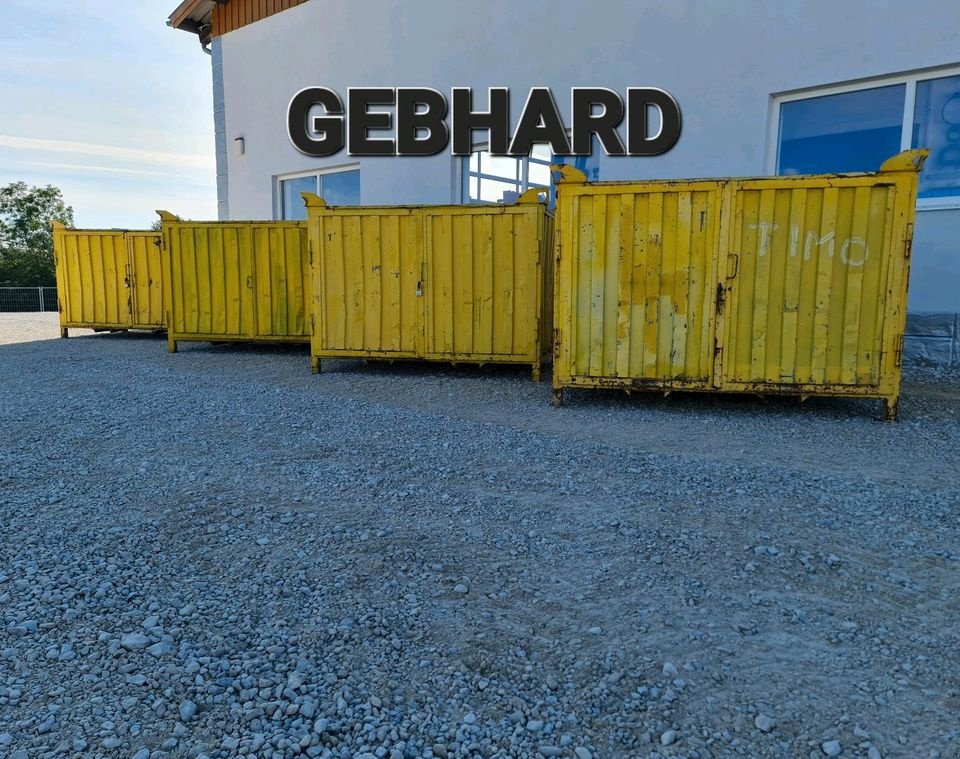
[
  {"x1": 1, "y1": 313, "x2": 958, "y2": 759},
  {"x1": 0, "y1": 313, "x2": 93, "y2": 345}
]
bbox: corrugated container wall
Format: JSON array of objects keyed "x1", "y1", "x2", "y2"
[
  {"x1": 305, "y1": 190, "x2": 553, "y2": 380},
  {"x1": 52, "y1": 223, "x2": 164, "y2": 337},
  {"x1": 551, "y1": 150, "x2": 926, "y2": 420},
  {"x1": 158, "y1": 214, "x2": 310, "y2": 352}
]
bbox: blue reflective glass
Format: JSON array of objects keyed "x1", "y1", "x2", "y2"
[
  {"x1": 281, "y1": 176, "x2": 316, "y2": 220},
  {"x1": 912, "y1": 74, "x2": 960, "y2": 198},
  {"x1": 778, "y1": 85, "x2": 905, "y2": 175},
  {"x1": 320, "y1": 170, "x2": 361, "y2": 206}
]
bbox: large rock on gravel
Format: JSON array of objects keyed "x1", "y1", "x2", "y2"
[{"x1": 119, "y1": 633, "x2": 151, "y2": 651}]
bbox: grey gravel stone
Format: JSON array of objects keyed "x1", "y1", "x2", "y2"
[
  {"x1": 178, "y1": 700, "x2": 197, "y2": 722},
  {"x1": 754, "y1": 714, "x2": 776, "y2": 732},
  {"x1": 822, "y1": 739, "x2": 842, "y2": 756},
  {"x1": 146, "y1": 641, "x2": 173, "y2": 657},
  {"x1": 120, "y1": 633, "x2": 151, "y2": 651}
]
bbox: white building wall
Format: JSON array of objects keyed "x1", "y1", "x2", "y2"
[{"x1": 218, "y1": 0, "x2": 960, "y2": 358}]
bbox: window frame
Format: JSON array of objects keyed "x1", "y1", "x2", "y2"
[
  {"x1": 765, "y1": 64, "x2": 960, "y2": 211},
  {"x1": 274, "y1": 163, "x2": 361, "y2": 220},
  {"x1": 460, "y1": 145, "x2": 552, "y2": 205}
]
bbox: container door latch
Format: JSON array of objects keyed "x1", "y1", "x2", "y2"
[{"x1": 726, "y1": 253, "x2": 739, "y2": 279}]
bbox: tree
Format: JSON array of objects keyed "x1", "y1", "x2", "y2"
[{"x1": 0, "y1": 182, "x2": 74, "y2": 286}]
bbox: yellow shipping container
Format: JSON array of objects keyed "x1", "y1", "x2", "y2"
[
  {"x1": 52, "y1": 223, "x2": 164, "y2": 337},
  {"x1": 157, "y1": 214, "x2": 310, "y2": 352},
  {"x1": 551, "y1": 150, "x2": 927, "y2": 420},
  {"x1": 304, "y1": 190, "x2": 553, "y2": 380}
]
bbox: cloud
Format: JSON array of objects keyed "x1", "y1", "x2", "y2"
[
  {"x1": 13, "y1": 160, "x2": 213, "y2": 185},
  {"x1": 0, "y1": 134, "x2": 215, "y2": 172}
]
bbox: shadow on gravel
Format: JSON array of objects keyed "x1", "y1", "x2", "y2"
[
  {"x1": 552, "y1": 385, "x2": 883, "y2": 422},
  {"x1": 315, "y1": 357, "x2": 891, "y2": 421},
  {"x1": 319, "y1": 358, "x2": 535, "y2": 382},
  {"x1": 169, "y1": 340, "x2": 310, "y2": 357},
  {"x1": 0, "y1": 329, "x2": 167, "y2": 349},
  {"x1": 71, "y1": 330, "x2": 167, "y2": 342}
]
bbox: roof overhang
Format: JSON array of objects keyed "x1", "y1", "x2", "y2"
[{"x1": 167, "y1": 0, "x2": 221, "y2": 44}]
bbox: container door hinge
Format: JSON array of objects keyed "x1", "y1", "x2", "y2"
[
  {"x1": 715, "y1": 283, "x2": 726, "y2": 316},
  {"x1": 308, "y1": 241, "x2": 313, "y2": 266},
  {"x1": 895, "y1": 334, "x2": 904, "y2": 368},
  {"x1": 904, "y1": 223, "x2": 914, "y2": 258}
]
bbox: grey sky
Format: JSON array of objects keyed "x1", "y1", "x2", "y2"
[{"x1": 0, "y1": 1, "x2": 216, "y2": 228}]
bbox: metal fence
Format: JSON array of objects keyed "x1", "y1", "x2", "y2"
[{"x1": 0, "y1": 287, "x2": 59, "y2": 313}]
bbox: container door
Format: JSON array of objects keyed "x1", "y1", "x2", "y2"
[
  {"x1": 722, "y1": 179, "x2": 897, "y2": 389},
  {"x1": 56, "y1": 231, "x2": 130, "y2": 327},
  {"x1": 557, "y1": 184, "x2": 722, "y2": 385},
  {"x1": 314, "y1": 210, "x2": 422, "y2": 355},
  {"x1": 422, "y1": 208, "x2": 540, "y2": 361},
  {"x1": 167, "y1": 224, "x2": 256, "y2": 339},
  {"x1": 126, "y1": 232, "x2": 164, "y2": 328},
  {"x1": 253, "y1": 224, "x2": 310, "y2": 339}
]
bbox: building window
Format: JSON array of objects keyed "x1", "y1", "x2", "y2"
[
  {"x1": 913, "y1": 74, "x2": 960, "y2": 200},
  {"x1": 772, "y1": 67, "x2": 960, "y2": 206},
  {"x1": 460, "y1": 142, "x2": 603, "y2": 207},
  {"x1": 778, "y1": 85, "x2": 906, "y2": 176},
  {"x1": 462, "y1": 144, "x2": 552, "y2": 204},
  {"x1": 280, "y1": 176, "x2": 317, "y2": 221},
  {"x1": 278, "y1": 167, "x2": 361, "y2": 220}
]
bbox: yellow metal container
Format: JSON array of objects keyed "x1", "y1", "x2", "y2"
[
  {"x1": 551, "y1": 150, "x2": 927, "y2": 420},
  {"x1": 157, "y1": 214, "x2": 310, "y2": 351},
  {"x1": 52, "y1": 223, "x2": 164, "y2": 337},
  {"x1": 304, "y1": 190, "x2": 553, "y2": 380}
]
